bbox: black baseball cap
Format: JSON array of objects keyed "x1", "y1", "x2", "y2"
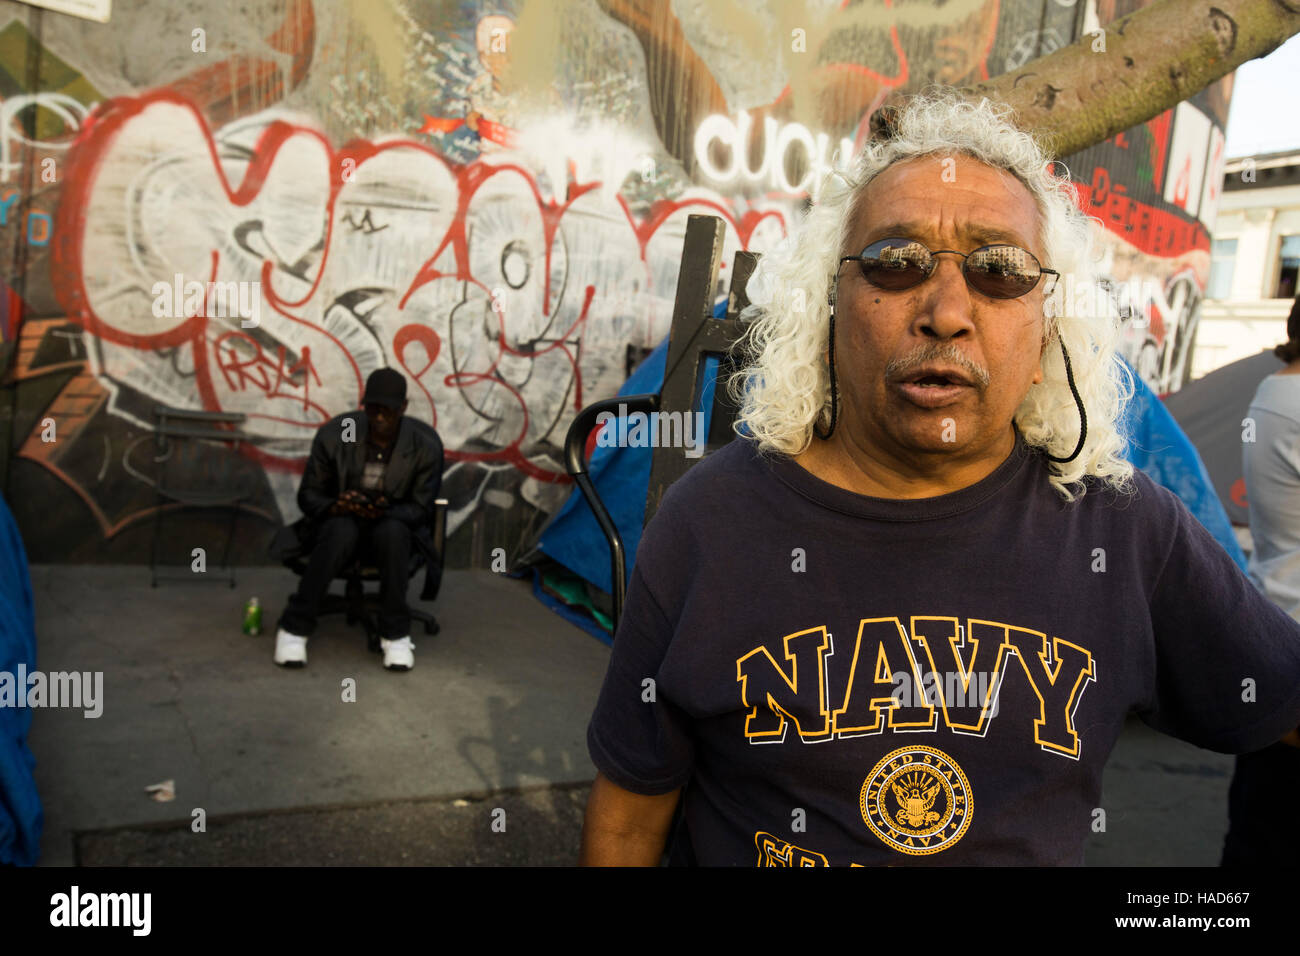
[{"x1": 362, "y1": 368, "x2": 407, "y2": 410}]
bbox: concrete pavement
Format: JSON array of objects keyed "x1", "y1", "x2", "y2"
[{"x1": 28, "y1": 564, "x2": 609, "y2": 865}]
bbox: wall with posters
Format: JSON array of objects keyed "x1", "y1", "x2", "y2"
[{"x1": 0, "y1": 0, "x2": 1231, "y2": 566}]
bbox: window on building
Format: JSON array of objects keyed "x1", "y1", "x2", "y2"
[
  {"x1": 1207, "y1": 238, "x2": 1237, "y2": 300},
  {"x1": 1277, "y1": 235, "x2": 1300, "y2": 299}
]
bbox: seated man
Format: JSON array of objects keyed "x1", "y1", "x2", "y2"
[{"x1": 274, "y1": 368, "x2": 444, "y2": 671}]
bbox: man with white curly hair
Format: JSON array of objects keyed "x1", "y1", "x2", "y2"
[{"x1": 580, "y1": 89, "x2": 1300, "y2": 866}]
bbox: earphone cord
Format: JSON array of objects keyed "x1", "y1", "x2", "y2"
[
  {"x1": 814, "y1": 307, "x2": 839, "y2": 440},
  {"x1": 1043, "y1": 336, "x2": 1087, "y2": 464}
]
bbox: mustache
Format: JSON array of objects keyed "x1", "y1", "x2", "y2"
[{"x1": 883, "y1": 343, "x2": 991, "y2": 389}]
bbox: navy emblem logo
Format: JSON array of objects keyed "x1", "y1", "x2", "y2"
[{"x1": 860, "y1": 745, "x2": 972, "y2": 855}]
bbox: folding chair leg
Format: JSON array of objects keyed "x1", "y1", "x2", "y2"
[
  {"x1": 150, "y1": 494, "x2": 164, "y2": 588},
  {"x1": 220, "y1": 502, "x2": 240, "y2": 589},
  {"x1": 345, "y1": 575, "x2": 363, "y2": 625}
]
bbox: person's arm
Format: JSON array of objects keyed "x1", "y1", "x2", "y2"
[
  {"x1": 1242, "y1": 402, "x2": 1300, "y2": 747},
  {"x1": 579, "y1": 772, "x2": 680, "y2": 866},
  {"x1": 1141, "y1": 482, "x2": 1300, "y2": 753},
  {"x1": 582, "y1": 481, "x2": 696, "y2": 863},
  {"x1": 386, "y1": 429, "x2": 442, "y2": 528},
  {"x1": 297, "y1": 425, "x2": 342, "y2": 519}
]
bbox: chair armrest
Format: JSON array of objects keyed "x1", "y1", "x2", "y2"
[{"x1": 431, "y1": 498, "x2": 448, "y2": 564}]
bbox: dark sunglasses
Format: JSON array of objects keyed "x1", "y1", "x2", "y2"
[{"x1": 840, "y1": 238, "x2": 1059, "y2": 300}]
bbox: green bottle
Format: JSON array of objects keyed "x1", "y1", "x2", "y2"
[{"x1": 243, "y1": 596, "x2": 262, "y2": 636}]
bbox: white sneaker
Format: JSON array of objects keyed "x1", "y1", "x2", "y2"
[
  {"x1": 380, "y1": 636, "x2": 415, "y2": 671},
  {"x1": 274, "y1": 628, "x2": 308, "y2": 667}
]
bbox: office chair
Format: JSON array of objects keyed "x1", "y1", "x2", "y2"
[{"x1": 279, "y1": 496, "x2": 448, "y2": 651}]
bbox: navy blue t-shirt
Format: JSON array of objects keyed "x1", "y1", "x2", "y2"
[{"x1": 586, "y1": 430, "x2": 1300, "y2": 866}]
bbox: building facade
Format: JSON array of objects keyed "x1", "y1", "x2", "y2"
[{"x1": 1194, "y1": 152, "x2": 1300, "y2": 379}]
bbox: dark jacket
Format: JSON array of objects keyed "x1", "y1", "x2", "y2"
[{"x1": 270, "y1": 412, "x2": 445, "y2": 600}]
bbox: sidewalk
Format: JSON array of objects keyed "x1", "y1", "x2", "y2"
[
  {"x1": 28, "y1": 564, "x2": 610, "y2": 865},
  {"x1": 26, "y1": 563, "x2": 1237, "y2": 865}
]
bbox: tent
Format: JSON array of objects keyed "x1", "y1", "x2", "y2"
[
  {"x1": 0, "y1": 489, "x2": 42, "y2": 865},
  {"x1": 1163, "y1": 349, "x2": 1284, "y2": 526}
]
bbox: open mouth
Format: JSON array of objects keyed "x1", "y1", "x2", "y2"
[{"x1": 895, "y1": 371, "x2": 973, "y2": 408}]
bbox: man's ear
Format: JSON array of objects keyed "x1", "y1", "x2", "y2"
[{"x1": 1033, "y1": 323, "x2": 1050, "y2": 385}]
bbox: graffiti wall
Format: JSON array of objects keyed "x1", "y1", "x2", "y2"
[{"x1": 0, "y1": 0, "x2": 1231, "y2": 565}]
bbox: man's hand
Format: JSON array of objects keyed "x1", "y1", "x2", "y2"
[
  {"x1": 329, "y1": 490, "x2": 388, "y2": 520},
  {"x1": 328, "y1": 489, "x2": 364, "y2": 517},
  {"x1": 579, "y1": 771, "x2": 681, "y2": 866}
]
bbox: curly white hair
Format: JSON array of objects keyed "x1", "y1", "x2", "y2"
[{"x1": 727, "y1": 87, "x2": 1137, "y2": 502}]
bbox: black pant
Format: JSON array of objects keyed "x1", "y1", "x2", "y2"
[
  {"x1": 1221, "y1": 741, "x2": 1300, "y2": 866},
  {"x1": 278, "y1": 515, "x2": 413, "y2": 639}
]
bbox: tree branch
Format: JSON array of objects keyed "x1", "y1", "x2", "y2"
[{"x1": 877, "y1": 0, "x2": 1300, "y2": 157}]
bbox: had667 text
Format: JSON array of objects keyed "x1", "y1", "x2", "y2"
[{"x1": 1128, "y1": 892, "x2": 1250, "y2": 907}]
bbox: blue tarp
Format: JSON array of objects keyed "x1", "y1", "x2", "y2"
[
  {"x1": 538, "y1": 318, "x2": 1245, "y2": 633},
  {"x1": 0, "y1": 490, "x2": 42, "y2": 865},
  {"x1": 537, "y1": 303, "x2": 722, "y2": 604}
]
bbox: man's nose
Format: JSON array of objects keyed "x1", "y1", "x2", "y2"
[{"x1": 915, "y1": 256, "x2": 976, "y2": 339}]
